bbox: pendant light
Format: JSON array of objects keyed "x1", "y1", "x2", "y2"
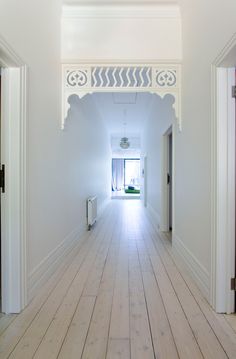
[{"x1": 120, "y1": 121, "x2": 130, "y2": 149}]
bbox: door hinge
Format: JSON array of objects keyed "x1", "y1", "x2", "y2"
[
  {"x1": 232, "y1": 85, "x2": 236, "y2": 98},
  {"x1": 231, "y1": 277, "x2": 236, "y2": 291},
  {"x1": 0, "y1": 164, "x2": 5, "y2": 193}
]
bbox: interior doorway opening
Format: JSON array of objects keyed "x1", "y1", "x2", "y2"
[
  {"x1": 0, "y1": 68, "x2": 2, "y2": 312},
  {"x1": 0, "y1": 37, "x2": 27, "y2": 314},
  {"x1": 168, "y1": 131, "x2": 173, "y2": 232},
  {"x1": 211, "y1": 35, "x2": 236, "y2": 313},
  {"x1": 111, "y1": 158, "x2": 141, "y2": 199},
  {"x1": 160, "y1": 125, "x2": 174, "y2": 239}
]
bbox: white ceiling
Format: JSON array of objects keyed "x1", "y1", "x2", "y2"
[
  {"x1": 91, "y1": 92, "x2": 153, "y2": 137},
  {"x1": 90, "y1": 92, "x2": 154, "y2": 156}
]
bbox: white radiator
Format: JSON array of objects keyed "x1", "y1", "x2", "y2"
[{"x1": 87, "y1": 196, "x2": 97, "y2": 230}]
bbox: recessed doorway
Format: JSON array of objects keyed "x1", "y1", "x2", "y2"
[
  {"x1": 111, "y1": 158, "x2": 140, "y2": 199},
  {"x1": 0, "y1": 37, "x2": 27, "y2": 313},
  {"x1": 161, "y1": 125, "x2": 173, "y2": 237},
  {"x1": 211, "y1": 34, "x2": 236, "y2": 313}
]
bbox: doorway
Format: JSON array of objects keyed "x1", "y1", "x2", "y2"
[
  {"x1": 211, "y1": 37, "x2": 236, "y2": 313},
  {"x1": 0, "y1": 37, "x2": 27, "y2": 313},
  {"x1": 0, "y1": 68, "x2": 2, "y2": 311},
  {"x1": 161, "y1": 126, "x2": 173, "y2": 235},
  {"x1": 111, "y1": 158, "x2": 141, "y2": 199},
  {"x1": 168, "y1": 132, "x2": 173, "y2": 231}
]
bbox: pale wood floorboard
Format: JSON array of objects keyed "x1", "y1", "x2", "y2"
[
  {"x1": 1, "y1": 201, "x2": 236, "y2": 358},
  {"x1": 224, "y1": 314, "x2": 236, "y2": 334},
  {"x1": 0, "y1": 315, "x2": 17, "y2": 337}
]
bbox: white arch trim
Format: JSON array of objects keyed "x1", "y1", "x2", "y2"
[{"x1": 62, "y1": 63, "x2": 182, "y2": 131}]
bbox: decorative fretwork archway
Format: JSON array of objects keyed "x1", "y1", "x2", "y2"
[{"x1": 62, "y1": 63, "x2": 181, "y2": 130}]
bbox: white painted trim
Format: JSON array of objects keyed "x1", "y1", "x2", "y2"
[
  {"x1": 143, "y1": 155, "x2": 147, "y2": 207},
  {"x1": 160, "y1": 126, "x2": 172, "y2": 232},
  {"x1": 211, "y1": 33, "x2": 236, "y2": 313},
  {"x1": 173, "y1": 234, "x2": 210, "y2": 301},
  {"x1": 62, "y1": 63, "x2": 181, "y2": 131},
  {"x1": 147, "y1": 202, "x2": 210, "y2": 300},
  {"x1": 28, "y1": 196, "x2": 109, "y2": 303},
  {"x1": 0, "y1": 36, "x2": 25, "y2": 67},
  {"x1": 160, "y1": 123, "x2": 175, "y2": 235},
  {"x1": 0, "y1": 36, "x2": 27, "y2": 313},
  {"x1": 62, "y1": 4, "x2": 181, "y2": 19},
  {"x1": 28, "y1": 224, "x2": 86, "y2": 302},
  {"x1": 61, "y1": 59, "x2": 182, "y2": 65},
  {"x1": 226, "y1": 68, "x2": 236, "y2": 313}
]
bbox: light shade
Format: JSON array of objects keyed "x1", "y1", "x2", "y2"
[{"x1": 120, "y1": 137, "x2": 130, "y2": 149}]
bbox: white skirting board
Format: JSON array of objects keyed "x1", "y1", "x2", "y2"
[
  {"x1": 172, "y1": 234, "x2": 210, "y2": 301},
  {"x1": 146, "y1": 204, "x2": 210, "y2": 302},
  {"x1": 28, "y1": 223, "x2": 87, "y2": 302},
  {"x1": 27, "y1": 198, "x2": 111, "y2": 303},
  {"x1": 147, "y1": 203, "x2": 169, "y2": 232}
]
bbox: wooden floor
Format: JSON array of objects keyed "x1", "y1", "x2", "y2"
[{"x1": 1, "y1": 200, "x2": 236, "y2": 359}]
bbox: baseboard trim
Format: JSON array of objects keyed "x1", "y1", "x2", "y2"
[
  {"x1": 172, "y1": 234, "x2": 210, "y2": 301},
  {"x1": 28, "y1": 223, "x2": 86, "y2": 302}
]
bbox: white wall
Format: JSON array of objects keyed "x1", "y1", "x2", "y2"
[
  {"x1": 0, "y1": 0, "x2": 111, "y2": 300},
  {"x1": 174, "y1": 0, "x2": 236, "y2": 298},
  {"x1": 142, "y1": 94, "x2": 175, "y2": 221},
  {"x1": 62, "y1": 4, "x2": 182, "y2": 61}
]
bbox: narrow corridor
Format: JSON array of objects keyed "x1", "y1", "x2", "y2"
[{"x1": 0, "y1": 201, "x2": 236, "y2": 359}]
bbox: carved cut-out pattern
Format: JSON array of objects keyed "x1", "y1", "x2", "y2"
[
  {"x1": 66, "y1": 70, "x2": 88, "y2": 87},
  {"x1": 62, "y1": 64, "x2": 181, "y2": 131},
  {"x1": 65, "y1": 66, "x2": 179, "y2": 90},
  {"x1": 155, "y1": 69, "x2": 177, "y2": 87},
  {"x1": 91, "y1": 67, "x2": 151, "y2": 88}
]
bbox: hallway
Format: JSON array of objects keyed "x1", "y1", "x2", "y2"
[{"x1": 0, "y1": 201, "x2": 236, "y2": 359}]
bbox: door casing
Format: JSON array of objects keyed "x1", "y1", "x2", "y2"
[
  {"x1": 0, "y1": 35, "x2": 27, "y2": 313},
  {"x1": 211, "y1": 34, "x2": 236, "y2": 313},
  {"x1": 161, "y1": 125, "x2": 174, "y2": 233}
]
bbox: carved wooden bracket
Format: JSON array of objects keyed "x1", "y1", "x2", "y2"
[{"x1": 62, "y1": 63, "x2": 181, "y2": 130}]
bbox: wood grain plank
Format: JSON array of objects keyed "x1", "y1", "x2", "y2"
[
  {"x1": 129, "y1": 239, "x2": 155, "y2": 359},
  {"x1": 141, "y1": 270, "x2": 179, "y2": 359},
  {"x1": 148, "y1": 211, "x2": 236, "y2": 359},
  {"x1": 106, "y1": 338, "x2": 130, "y2": 359},
  {"x1": 81, "y1": 222, "x2": 121, "y2": 359},
  {"x1": 140, "y1": 227, "x2": 204, "y2": 359},
  {"x1": 2, "y1": 201, "x2": 236, "y2": 359},
  {"x1": 57, "y1": 296, "x2": 96, "y2": 359},
  {"x1": 225, "y1": 314, "x2": 236, "y2": 334},
  {"x1": 0, "y1": 230, "x2": 90, "y2": 359},
  {"x1": 147, "y1": 226, "x2": 228, "y2": 359},
  {"x1": 161, "y1": 232, "x2": 236, "y2": 359},
  {"x1": 109, "y1": 241, "x2": 129, "y2": 340},
  {"x1": 31, "y1": 210, "x2": 116, "y2": 359},
  {"x1": 7, "y1": 209, "x2": 113, "y2": 359},
  {"x1": 0, "y1": 315, "x2": 17, "y2": 337}
]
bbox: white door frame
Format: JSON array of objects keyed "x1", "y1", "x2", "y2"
[
  {"x1": 211, "y1": 34, "x2": 236, "y2": 313},
  {"x1": 0, "y1": 36, "x2": 27, "y2": 313},
  {"x1": 160, "y1": 125, "x2": 174, "y2": 233},
  {"x1": 143, "y1": 155, "x2": 147, "y2": 207}
]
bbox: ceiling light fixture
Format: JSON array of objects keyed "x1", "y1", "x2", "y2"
[
  {"x1": 120, "y1": 136, "x2": 130, "y2": 149},
  {"x1": 120, "y1": 119, "x2": 130, "y2": 149}
]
